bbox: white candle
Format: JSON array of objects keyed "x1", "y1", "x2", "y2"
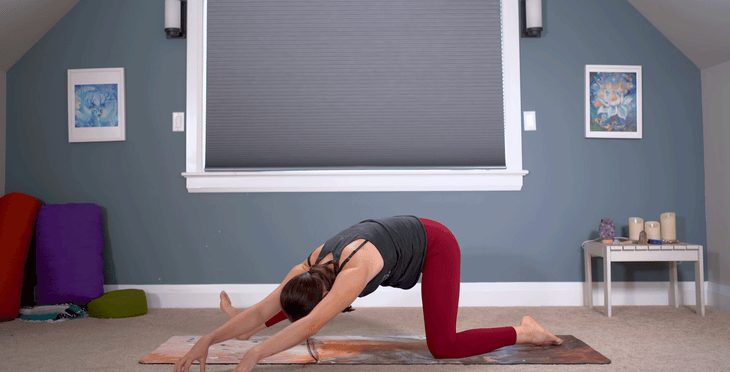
[
  {"x1": 629, "y1": 217, "x2": 644, "y2": 241},
  {"x1": 661, "y1": 212, "x2": 676, "y2": 241},
  {"x1": 645, "y1": 221, "x2": 661, "y2": 240}
]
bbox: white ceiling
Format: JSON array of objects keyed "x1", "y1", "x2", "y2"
[
  {"x1": 0, "y1": 0, "x2": 729, "y2": 72},
  {"x1": 0, "y1": 0, "x2": 79, "y2": 72},
  {"x1": 626, "y1": 0, "x2": 730, "y2": 70}
]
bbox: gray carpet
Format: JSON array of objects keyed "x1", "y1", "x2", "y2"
[{"x1": 1, "y1": 305, "x2": 728, "y2": 371}]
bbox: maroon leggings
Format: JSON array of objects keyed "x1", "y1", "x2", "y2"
[
  {"x1": 418, "y1": 217, "x2": 516, "y2": 358},
  {"x1": 264, "y1": 218, "x2": 516, "y2": 358}
]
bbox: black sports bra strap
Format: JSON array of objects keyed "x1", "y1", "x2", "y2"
[{"x1": 340, "y1": 240, "x2": 369, "y2": 270}]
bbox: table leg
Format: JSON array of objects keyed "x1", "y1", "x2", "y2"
[
  {"x1": 604, "y1": 251, "x2": 612, "y2": 317},
  {"x1": 696, "y1": 248, "x2": 706, "y2": 316},
  {"x1": 669, "y1": 261, "x2": 679, "y2": 308},
  {"x1": 585, "y1": 252, "x2": 593, "y2": 308}
]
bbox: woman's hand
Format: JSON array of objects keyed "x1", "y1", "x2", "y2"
[
  {"x1": 232, "y1": 349, "x2": 261, "y2": 372},
  {"x1": 174, "y1": 336, "x2": 212, "y2": 372}
]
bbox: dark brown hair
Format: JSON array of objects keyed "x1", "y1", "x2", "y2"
[{"x1": 280, "y1": 260, "x2": 354, "y2": 362}]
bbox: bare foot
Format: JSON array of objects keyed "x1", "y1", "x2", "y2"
[
  {"x1": 219, "y1": 291, "x2": 239, "y2": 319},
  {"x1": 514, "y1": 316, "x2": 563, "y2": 346}
]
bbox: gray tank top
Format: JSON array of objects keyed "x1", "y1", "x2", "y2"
[{"x1": 311, "y1": 216, "x2": 427, "y2": 297}]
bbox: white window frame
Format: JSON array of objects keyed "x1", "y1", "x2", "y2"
[{"x1": 182, "y1": 0, "x2": 527, "y2": 193}]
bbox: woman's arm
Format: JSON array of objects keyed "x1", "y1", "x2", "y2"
[
  {"x1": 237, "y1": 310, "x2": 288, "y2": 340},
  {"x1": 174, "y1": 261, "x2": 310, "y2": 372},
  {"x1": 234, "y1": 265, "x2": 371, "y2": 371},
  {"x1": 208, "y1": 261, "x2": 311, "y2": 343}
]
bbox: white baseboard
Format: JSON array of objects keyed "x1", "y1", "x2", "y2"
[
  {"x1": 708, "y1": 282, "x2": 730, "y2": 312},
  {"x1": 104, "y1": 281, "x2": 710, "y2": 309}
]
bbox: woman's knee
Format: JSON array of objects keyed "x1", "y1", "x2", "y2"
[{"x1": 427, "y1": 340, "x2": 457, "y2": 359}]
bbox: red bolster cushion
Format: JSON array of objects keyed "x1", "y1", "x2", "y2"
[{"x1": 0, "y1": 193, "x2": 42, "y2": 322}]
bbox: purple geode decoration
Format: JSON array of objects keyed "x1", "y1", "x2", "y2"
[{"x1": 599, "y1": 218, "x2": 615, "y2": 241}]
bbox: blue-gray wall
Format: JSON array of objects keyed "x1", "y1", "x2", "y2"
[{"x1": 6, "y1": 0, "x2": 705, "y2": 285}]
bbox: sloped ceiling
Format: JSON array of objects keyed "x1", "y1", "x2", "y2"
[
  {"x1": 627, "y1": 0, "x2": 730, "y2": 70},
  {"x1": 0, "y1": 0, "x2": 729, "y2": 72},
  {"x1": 0, "y1": 0, "x2": 79, "y2": 72}
]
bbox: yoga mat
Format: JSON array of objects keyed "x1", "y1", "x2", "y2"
[{"x1": 140, "y1": 335, "x2": 610, "y2": 365}]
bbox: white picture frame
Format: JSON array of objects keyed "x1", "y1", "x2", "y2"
[
  {"x1": 68, "y1": 68, "x2": 126, "y2": 142},
  {"x1": 585, "y1": 64, "x2": 642, "y2": 139}
]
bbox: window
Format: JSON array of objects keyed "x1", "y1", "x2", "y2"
[{"x1": 183, "y1": 0, "x2": 527, "y2": 192}]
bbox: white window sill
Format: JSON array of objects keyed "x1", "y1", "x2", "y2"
[{"x1": 181, "y1": 169, "x2": 529, "y2": 193}]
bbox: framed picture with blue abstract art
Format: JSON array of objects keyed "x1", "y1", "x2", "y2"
[
  {"x1": 67, "y1": 68, "x2": 126, "y2": 142},
  {"x1": 585, "y1": 65, "x2": 642, "y2": 139}
]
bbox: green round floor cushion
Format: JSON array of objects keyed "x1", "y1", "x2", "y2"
[{"x1": 88, "y1": 289, "x2": 148, "y2": 319}]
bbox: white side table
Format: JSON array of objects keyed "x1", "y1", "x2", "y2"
[{"x1": 583, "y1": 241, "x2": 705, "y2": 317}]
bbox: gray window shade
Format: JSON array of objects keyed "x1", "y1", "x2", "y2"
[{"x1": 206, "y1": 0, "x2": 505, "y2": 170}]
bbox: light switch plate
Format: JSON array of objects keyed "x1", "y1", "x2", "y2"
[
  {"x1": 173, "y1": 112, "x2": 185, "y2": 132},
  {"x1": 523, "y1": 111, "x2": 536, "y2": 131}
]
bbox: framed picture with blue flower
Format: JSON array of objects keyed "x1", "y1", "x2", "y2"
[
  {"x1": 67, "y1": 68, "x2": 126, "y2": 142},
  {"x1": 585, "y1": 65, "x2": 642, "y2": 139}
]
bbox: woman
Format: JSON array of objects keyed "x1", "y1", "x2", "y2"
[{"x1": 174, "y1": 216, "x2": 562, "y2": 372}]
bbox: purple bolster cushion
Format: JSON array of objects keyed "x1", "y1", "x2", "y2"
[{"x1": 35, "y1": 203, "x2": 104, "y2": 305}]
